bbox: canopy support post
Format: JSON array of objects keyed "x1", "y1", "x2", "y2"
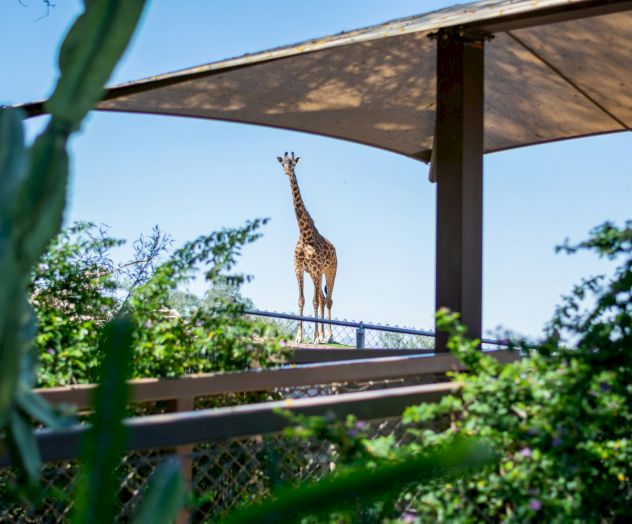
[{"x1": 433, "y1": 30, "x2": 485, "y2": 352}]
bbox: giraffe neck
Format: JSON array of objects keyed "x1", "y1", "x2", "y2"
[{"x1": 288, "y1": 170, "x2": 317, "y2": 240}]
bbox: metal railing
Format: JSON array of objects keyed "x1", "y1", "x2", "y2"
[{"x1": 245, "y1": 309, "x2": 509, "y2": 349}]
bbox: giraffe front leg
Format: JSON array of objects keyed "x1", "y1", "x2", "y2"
[
  {"x1": 310, "y1": 273, "x2": 323, "y2": 344},
  {"x1": 325, "y1": 305, "x2": 334, "y2": 343},
  {"x1": 296, "y1": 270, "x2": 305, "y2": 344},
  {"x1": 312, "y1": 296, "x2": 320, "y2": 344}
]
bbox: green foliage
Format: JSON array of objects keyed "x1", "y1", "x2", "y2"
[
  {"x1": 127, "y1": 218, "x2": 287, "y2": 377},
  {"x1": 0, "y1": 109, "x2": 28, "y2": 426},
  {"x1": 3, "y1": 1, "x2": 629, "y2": 521},
  {"x1": 32, "y1": 222, "x2": 126, "y2": 385},
  {"x1": 131, "y1": 458, "x2": 187, "y2": 524},
  {"x1": 281, "y1": 413, "x2": 375, "y2": 465},
  {"x1": 71, "y1": 319, "x2": 135, "y2": 524},
  {"x1": 202, "y1": 276, "x2": 256, "y2": 311},
  {"x1": 0, "y1": 0, "x2": 147, "y2": 492},
  {"x1": 220, "y1": 437, "x2": 495, "y2": 524},
  {"x1": 47, "y1": 0, "x2": 146, "y2": 130},
  {"x1": 32, "y1": 220, "x2": 288, "y2": 386},
  {"x1": 401, "y1": 261, "x2": 631, "y2": 523}
]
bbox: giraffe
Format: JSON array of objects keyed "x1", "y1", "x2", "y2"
[{"x1": 277, "y1": 152, "x2": 337, "y2": 344}]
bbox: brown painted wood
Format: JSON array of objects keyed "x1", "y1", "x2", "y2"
[
  {"x1": 36, "y1": 351, "x2": 517, "y2": 409},
  {"x1": 166, "y1": 397, "x2": 194, "y2": 524},
  {"x1": 166, "y1": 397, "x2": 195, "y2": 483},
  {"x1": 434, "y1": 30, "x2": 484, "y2": 352},
  {"x1": 2, "y1": 382, "x2": 459, "y2": 466},
  {"x1": 467, "y1": 0, "x2": 632, "y2": 34}
]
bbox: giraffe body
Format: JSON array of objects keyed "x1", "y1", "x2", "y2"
[{"x1": 277, "y1": 152, "x2": 337, "y2": 343}]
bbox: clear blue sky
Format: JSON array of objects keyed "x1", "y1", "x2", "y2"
[{"x1": 2, "y1": 1, "x2": 630, "y2": 338}]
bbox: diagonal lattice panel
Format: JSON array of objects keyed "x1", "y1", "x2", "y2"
[{"x1": 0, "y1": 450, "x2": 169, "y2": 524}]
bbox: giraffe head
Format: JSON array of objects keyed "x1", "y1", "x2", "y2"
[{"x1": 277, "y1": 151, "x2": 300, "y2": 176}]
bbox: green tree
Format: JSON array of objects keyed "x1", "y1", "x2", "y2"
[
  {"x1": 127, "y1": 219, "x2": 287, "y2": 378},
  {"x1": 31, "y1": 222, "x2": 166, "y2": 385},
  {"x1": 32, "y1": 220, "x2": 287, "y2": 385},
  {"x1": 202, "y1": 275, "x2": 256, "y2": 310}
]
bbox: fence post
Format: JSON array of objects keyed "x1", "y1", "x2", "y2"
[
  {"x1": 166, "y1": 395, "x2": 195, "y2": 524},
  {"x1": 356, "y1": 322, "x2": 365, "y2": 349}
]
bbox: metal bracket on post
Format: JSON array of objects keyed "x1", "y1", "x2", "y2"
[
  {"x1": 355, "y1": 322, "x2": 365, "y2": 349},
  {"x1": 428, "y1": 26, "x2": 494, "y2": 44}
]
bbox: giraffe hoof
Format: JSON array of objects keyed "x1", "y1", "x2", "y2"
[
  {"x1": 295, "y1": 334, "x2": 303, "y2": 344},
  {"x1": 326, "y1": 336, "x2": 334, "y2": 344}
]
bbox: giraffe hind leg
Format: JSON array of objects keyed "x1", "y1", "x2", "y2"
[
  {"x1": 324, "y1": 268, "x2": 336, "y2": 343},
  {"x1": 318, "y1": 278, "x2": 325, "y2": 342},
  {"x1": 310, "y1": 272, "x2": 323, "y2": 344}
]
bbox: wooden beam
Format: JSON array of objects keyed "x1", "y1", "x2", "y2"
[
  {"x1": 35, "y1": 351, "x2": 517, "y2": 410},
  {"x1": 2, "y1": 382, "x2": 458, "y2": 465},
  {"x1": 467, "y1": 0, "x2": 632, "y2": 34},
  {"x1": 434, "y1": 30, "x2": 485, "y2": 351}
]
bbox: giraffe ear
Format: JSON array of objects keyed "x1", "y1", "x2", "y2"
[
  {"x1": 277, "y1": 157, "x2": 283, "y2": 163},
  {"x1": 294, "y1": 157, "x2": 301, "y2": 164}
]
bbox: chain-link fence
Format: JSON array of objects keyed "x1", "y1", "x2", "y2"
[
  {"x1": 246, "y1": 309, "x2": 509, "y2": 351},
  {"x1": 246, "y1": 310, "x2": 436, "y2": 349}
]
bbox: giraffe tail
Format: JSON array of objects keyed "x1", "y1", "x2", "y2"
[{"x1": 324, "y1": 285, "x2": 328, "y2": 298}]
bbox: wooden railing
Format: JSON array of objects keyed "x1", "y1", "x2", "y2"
[
  {"x1": 35, "y1": 350, "x2": 517, "y2": 411},
  {"x1": 16, "y1": 381, "x2": 459, "y2": 466},
  {"x1": 1, "y1": 350, "x2": 519, "y2": 464},
  {"x1": 1, "y1": 350, "x2": 519, "y2": 523}
]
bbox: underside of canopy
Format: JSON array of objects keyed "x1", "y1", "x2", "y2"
[{"x1": 19, "y1": 0, "x2": 632, "y2": 161}]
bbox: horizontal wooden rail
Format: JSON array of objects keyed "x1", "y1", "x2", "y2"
[
  {"x1": 37, "y1": 350, "x2": 517, "y2": 410},
  {"x1": 1, "y1": 382, "x2": 459, "y2": 466}
]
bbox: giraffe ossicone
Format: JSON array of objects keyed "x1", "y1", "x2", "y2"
[{"x1": 277, "y1": 152, "x2": 338, "y2": 344}]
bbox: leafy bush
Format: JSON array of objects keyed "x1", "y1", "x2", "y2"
[
  {"x1": 0, "y1": 0, "x2": 184, "y2": 519},
  {"x1": 220, "y1": 435, "x2": 495, "y2": 524},
  {"x1": 32, "y1": 222, "x2": 127, "y2": 385},
  {"x1": 32, "y1": 220, "x2": 288, "y2": 386},
  {"x1": 261, "y1": 222, "x2": 631, "y2": 523}
]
